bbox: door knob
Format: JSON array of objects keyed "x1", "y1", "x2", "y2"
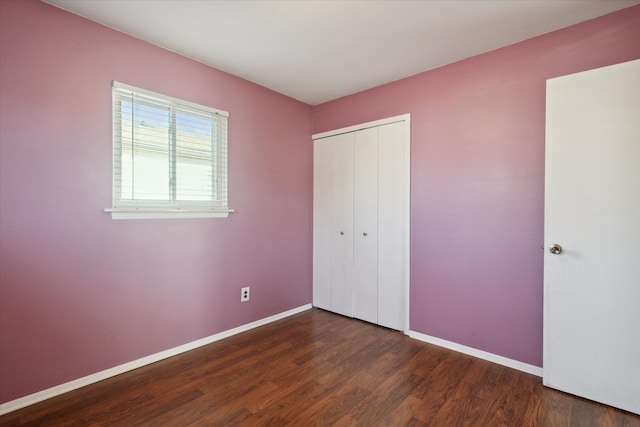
[
  {"x1": 549, "y1": 244, "x2": 563, "y2": 255},
  {"x1": 340, "y1": 231, "x2": 344, "y2": 235},
  {"x1": 363, "y1": 232, "x2": 368, "y2": 236}
]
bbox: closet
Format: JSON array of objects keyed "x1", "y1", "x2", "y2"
[{"x1": 312, "y1": 115, "x2": 410, "y2": 331}]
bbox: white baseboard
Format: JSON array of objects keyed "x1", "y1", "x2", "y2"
[
  {"x1": 0, "y1": 304, "x2": 312, "y2": 416},
  {"x1": 407, "y1": 330, "x2": 543, "y2": 377}
]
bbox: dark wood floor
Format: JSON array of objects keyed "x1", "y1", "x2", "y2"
[{"x1": 1, "y1": 308, "x2": 638, "y2": 426}]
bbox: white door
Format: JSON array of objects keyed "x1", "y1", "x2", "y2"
[
  {"x1": 378, "y1": 121, "x2": 408, "y2": 330},
  {"x1": 312, "y1": 114, "x2": 411, "y2": 332},
  {"x1": 353, "y1": 127, "x2": 379, "y2": 324},
  {"x1": 312, "y1": 135, "x2": 334, "y2": 311},
  {"x1": 543, "y1": 59, "x2": 640, "y2": 415},
  {"x1": 330, "y1": 133, "x2": 355, "y2": 317},
  {"x1": 313, "y1": 132, "x2": 354, "y2": 316}
]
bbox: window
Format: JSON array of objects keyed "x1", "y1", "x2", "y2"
[{"x1": 107, "y1": 82, "x2": 232, "y2": 219}]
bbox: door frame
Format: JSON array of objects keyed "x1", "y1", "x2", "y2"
[{"x1": 312, "y1": 113, "x2": 411, "y2": 333}]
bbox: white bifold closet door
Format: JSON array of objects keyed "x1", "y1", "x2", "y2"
[
  {"x1": 313, "y1": 115, "x2": 409, "y2": 331},
  {"x1": 377, "y1": 122, "x2": 408, "y2": 329},
  {"x1": 329, "y1": 133, "x2": 354, "y2": 317},
  {"x1": 353, "y1": 127, "x2": 378, "y2": 324},
  {"x1": 313, "y1": 132, "x2": 354, "y2": 318}
]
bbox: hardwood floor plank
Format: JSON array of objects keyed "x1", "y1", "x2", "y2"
[
  {"x1": 521, "y1": 391, "x2": 543, "y2": 427},
  {"x1": 427, "y1": 358, "x2": 492, "y2": 426},
  {"x1": 405, "y1": 350, "x2": 477, "y2": 423},
  {"x1": 1, "y1": 308, "x2": 639, "y2": 426}
]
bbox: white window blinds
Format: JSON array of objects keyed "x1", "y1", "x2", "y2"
[{"x1": 111, "y1": 82, "x2": 229, "y2": 215}]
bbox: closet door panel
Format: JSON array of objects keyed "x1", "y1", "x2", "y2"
[
  {"x1": 353, "y1": 127, "x2": 379, "y2": 324},
  {"x1": 377, "y1": 121, "x2": 407, "y2": 331},
  {"x1": 330, "y1": 133, "x2": 355, "y2": 317},
  {"x1": 312, "y1": 139, "x2": 333, "y2": 310}
]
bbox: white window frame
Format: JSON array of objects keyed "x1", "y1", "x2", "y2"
[{"x1": 105, "y1": 81, "x2": 233, "y2": 219}]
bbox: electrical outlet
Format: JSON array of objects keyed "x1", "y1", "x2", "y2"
[{"x1": 241, "y1": 286, "x2": 250, "y2": 302}]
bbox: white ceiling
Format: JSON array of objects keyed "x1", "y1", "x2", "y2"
[{"x1": 44, "y1": 0, "x2": 638, "y2": 105}]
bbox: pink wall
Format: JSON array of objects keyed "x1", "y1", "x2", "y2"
[
  {"x1": 313, "y1": 6, "x2": 640, "y2": 367},
  {"x1": 0, "y1": 0, "x2": 312, "y2": 403}
]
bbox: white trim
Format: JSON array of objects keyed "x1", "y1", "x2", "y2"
[
  {"x1": 407, "y1": 330, "x2": 543, "y2": 377},
  {"x1": 312, "y1": 113, "x2": 411, "y2": 140},
  {"x1": 0, "y1": 304, "x2": 312, "y2": 416},
  {"x1": 105, "y1": 208, "x2": 235, "y2": 220}
]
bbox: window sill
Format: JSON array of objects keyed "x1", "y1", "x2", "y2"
[{"x1": 104, "y1": 208, "x2": 234, "y2": 220}]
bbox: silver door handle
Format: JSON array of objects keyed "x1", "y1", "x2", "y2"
[
  {"x1": 363, "y1": 232, "x2": 368, "y2": 236},
  {"x1": 340, "y1": 231, "x2": 344, "y2": 235},
  {"x1": 549, "y1": 244, "x2": 563, "y2": 255}
]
